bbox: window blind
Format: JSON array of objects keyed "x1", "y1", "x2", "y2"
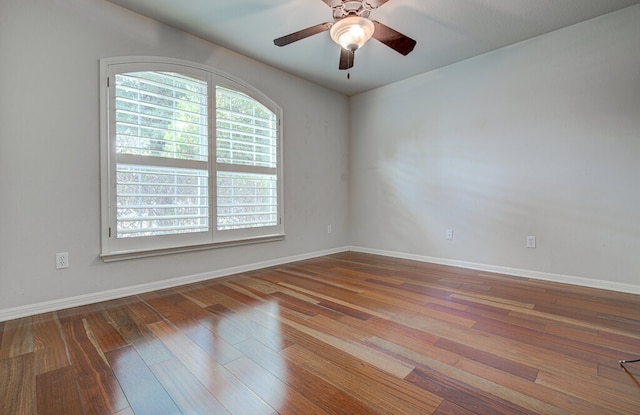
[
  {"x1": 114, "y1": 71, "x2": 209, "y2": 238},
  {"x1": 216, "y1": 86, "x2": 278, "y2": 230}
]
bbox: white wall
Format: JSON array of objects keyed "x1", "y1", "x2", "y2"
[
  {"x1": 0, "y1": 0, "x2": 350, "y2": 313},
  {"x1": 349, "y1": 5, "x2": 640, "y2": 290}
]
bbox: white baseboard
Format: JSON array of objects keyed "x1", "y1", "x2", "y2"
[
  {"x1": 349, "y1": 246, "x2": 640, "y2": 295},
  {"x1": 3, "y1": 245, "x2": 638, "y2": 322},
  {"x1": 0, "y1": 246, "x2": 350, "y2": 322}
]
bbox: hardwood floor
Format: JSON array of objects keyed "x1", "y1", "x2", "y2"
[{"x1": 1, "y1": 252, "x2": 639, "y2": 414}]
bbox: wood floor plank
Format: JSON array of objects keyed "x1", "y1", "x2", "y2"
[
  {"x1": 210, "y1": 282, "x2": 266, "y2": 307},
  {"x1": 33, "y1": 313, "x2": 69, "y2": 375},
  {"x1": 451, "y1": 350, "x2": 621, "y2": 415},
  {"x1": 229, "y1": 275, "x2": 281, "y2": 295},
  {"x1": 305, "y1": 313, "x2": 372, "y2": 343},
  {"x1": 277, "y1": 266, "x2": 363, "y2": 294},
  {"x1": 358, "y1": 280, "x2": 471, "y2": 314},
  {"x1": 340, "y1": 315, "x2": 441, "y2": 347},
  {"x1": 56, "y1": 303, "x2": 104, "y2": 325},
  {"x1": 392, "y1": 311, "x2": 596, "y2": 378},
  {"x1": 36, "y1": 365, "x2": 84, "y2": 415},
  {"x1": 87, "y1": 309, "x2": 129, "y2": 354},
  {"x1": 147, "y1": 319, "x2": 274, "y2": 415},
  {"x1": 598, "y1": 363, "x2": 640, "y2": 397},
  {"x1": 0, "y1": 316, "x2": 33, "y2": 358},
  {"x1": 103, "y1": 301, "x2": 173, "y2": 366},
  {"x1": 277, "y1": 312, "x2": 414, "y2": 379},
  {"x1": 206, "y1": 299, "x2": 294, "y2": 352},
  {"x1": 368, "y1": 336, "x2": 572, "y2": 415},
  {"x1": 175, "y1": 295, "x2": 275, "y2": 355},
  {"x1": 122, "y1": 297, "x2": 165, "y2": 325},
  {"x1": 150, "y1": 357, "x2": 231, "y2": 415},
  {"x1": 0, "y1": 353, "x2": 35, "y2": 415},
  {"x1": 411, "y1": 302, "x2": 478, "y2": 328},
  {"x1": 245, "y1": 314, "x2": 439, "y2": 413},
  {"x1": 176, "y1": 283, "x2": 228, "y2": 307},
  {"x1": 316, "y1": 297, "x2": 376, "y2": 320},
  {"x1": 139, "y1": 291, "x2": 200, "y2": 331},
  {"x1": 184, "y1": 324, "x2": 244, "y2": 365},
  {"x1": 234, "y1": 337, "x2": 380, "y2": 415},
  {"x1": 536, "y1": 369, "x2": 640, "y2": 414},
  {"x1": 284, "y1": 342, "x2": 442, "y2": 414},
  {"x1": 433, "y1": 399, "x2": 479, "y2": 415},
  {"x1": 277, "y1": 281, "x2": 392, "y2": 320},
  {"x1": 268, "y1": 291, "x2": 344, "y2": 319},
  {"x1": 406, "y1": 367, "x2": 538, "y2": 415},
  {"x1": 224, "y1": 280, "x2": 273, "y2": 302},
  {"x1": 472, "y1": 319, "x2": 628, "y2": 369},
  {"x1": 198, "y1": 309, "x2": 253, "y2": 345},
  {"x1": 463, "y1": 303, "x2": 548, "y2": 331},
  {"x1": 61, "y1": 304, "x2": 129, "y2": 354},
  {"x1": 433, "y1": 337, "x2": 539, "y2": 382},
  {"x1": 454, "y1": 293, "x2": 640, "y2": 339},
  {"x1": 599, "y1": 329, "x2": 640, "y2": 349},
  {"x1": 61, "y1": 318, "x2": 129, "y2": 415},
  {"x1": 555, "y1": 295, "x2": 640, "y2": 320},
  {"x1": 373, "y1": 328, "x2": 619, "y2": 415},
  {"x1": 172, "y1": 294, "x2": 220, "y2": 322},
  {"x1": 105, "y1": 345, "x2": 182, "y2": 415},
  {"x1": 225, "y1": 355, "x2": 330, "y2": 415}
]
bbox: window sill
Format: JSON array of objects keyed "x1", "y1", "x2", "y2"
[{"x1": 100, "y1": 234, "x2": 285, "y2": 262}]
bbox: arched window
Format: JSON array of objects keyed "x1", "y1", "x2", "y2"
[{"x1": 100, "y1": 57, "x2": 283, "y2": 260}]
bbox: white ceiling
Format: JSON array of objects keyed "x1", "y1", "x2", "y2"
[{"x1": 105, "y1": 0, "x2": 640, "y2": 95}]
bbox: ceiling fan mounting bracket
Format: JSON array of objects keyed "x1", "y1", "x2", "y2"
[{"x1": 332, "y1": 1, "x2": 371, "y2": 19}]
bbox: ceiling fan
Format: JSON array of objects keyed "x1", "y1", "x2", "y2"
[{"x1": 273, "y1": 0, "x2": 416, "y2": 73}]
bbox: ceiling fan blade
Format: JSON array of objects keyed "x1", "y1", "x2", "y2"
[
  {"x1": 321, "y1": 0, "x2": 343, "y2": 7},
  {"x1": 273, "y1": 22, "x2": 332, "y2": 47},
  {"x1": 339, "y1": 48, "x2": 355, "y2": 70},
  {"x1": 371, "y1": 21, "x2": 416, "y2": 55},
  {"x1": 365, "y1": 0, "x2": 391, "y2": 8}
]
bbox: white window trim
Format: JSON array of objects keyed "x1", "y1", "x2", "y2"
[{"x1": 99, "y1": 56, "x2": 284, "y2": 261}]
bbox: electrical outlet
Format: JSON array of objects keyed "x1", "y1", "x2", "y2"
[
  {"x1": 446, "y1": 229, "x2": 453, "y2": 240},
  {"x1": 526, "y1": 236, "x2": 536, "y2": 249},
  {"x1": 327, "y1": 225, "x2": 332, "y2": 234},
  {"x1": 56, "y1": 252, "x2": 69, "y2": 269}
]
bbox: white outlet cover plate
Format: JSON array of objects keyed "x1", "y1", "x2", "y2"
[
  {"x1": 56, "y1": 252, "x2": 69, "y2": 269},
  {"x1": 526, "y1": 236, "x2": 536, "y2": 248}
]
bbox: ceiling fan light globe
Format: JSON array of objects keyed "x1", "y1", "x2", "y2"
[{"x1": 330, "y1": 16, "x2": 375, "y2": 52}]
